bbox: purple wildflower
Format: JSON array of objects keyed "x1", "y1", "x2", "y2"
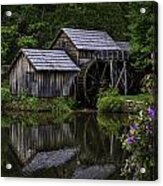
[
  {"x1": 147, "y1": 106, "x2": 155, "y2": 119},
  {"x1": 126, "y1": 137, "x2": 134, "y2": 144},
  {"x1": 126, "y1": 135, "x2": 139, "y2": 144},
  {"x1": 130, "y1": 123, "x2": 139, "y2": 130}
]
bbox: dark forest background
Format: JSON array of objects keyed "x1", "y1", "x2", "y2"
[{"x1": 1, "y1": 1, "x2": 157, "y2": 70}]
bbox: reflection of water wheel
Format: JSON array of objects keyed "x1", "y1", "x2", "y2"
[{"x1": 77, "y1": 60, "x2": 110, "y2": 105}]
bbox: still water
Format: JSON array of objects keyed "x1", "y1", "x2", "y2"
[{"x1": 1, "y1": 112, "x2": 128, "y2": 179}]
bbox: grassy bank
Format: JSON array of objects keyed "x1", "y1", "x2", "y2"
[
  {"x1": 96, "y1": 89, "x2": 153, "y2": 113},
  {"x1": 1, "y1": 87, "x2": 75, "y2": 115},
  {"x1": 2, "y1": 87, "x2": 154, "y2": 114}
]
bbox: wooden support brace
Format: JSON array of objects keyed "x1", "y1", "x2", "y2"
[{"x1": 115, "y1": 66, "x2": 125, "y2": 88}]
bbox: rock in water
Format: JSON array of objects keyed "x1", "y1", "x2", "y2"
[
  {"x1": 22, "y1": 148, "x2": 77, "y2": 176},
  {"x1": 72, "y1": 164, "x2": 116, "y2": 179}
]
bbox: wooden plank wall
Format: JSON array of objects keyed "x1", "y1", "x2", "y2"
[
  {"x1": 37, "y1": 71, "x2": 76, "y2": 97},
  {"x1": 52, "y1": 32, "x2": 79, "y2": 63},
  {"x1": 10, "y1": 54, "x2": 35, "y2": 95}
]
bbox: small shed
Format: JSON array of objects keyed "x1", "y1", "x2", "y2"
[{"x1": 9, "y1": 49, "x2": 80, "y2": 97}]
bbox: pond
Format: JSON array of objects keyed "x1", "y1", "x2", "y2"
[{"x1": 0, "y1": 111, "x2": 144, "y2": 179}]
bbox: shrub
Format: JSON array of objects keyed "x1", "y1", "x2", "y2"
[
  {"x1": 97, "y1": 87, "x2": 119, "y2": 99},
  {"x1": 26, "y1": 96, "x2": 39, "y2": 110},
  {"x1": 1, "y1": 87, "x2": 12, "y2": 104},
  {"x1": 97, "y1": 88, "x2": 124, "y2": 112},
  {"x1": 12, "y1": 92, "x2": 39, "y2": 111},
  {"x1": 52, "y1": 97, "x2": 75, "y2": 116},
  {"x1": 97, "y1": 96, "x2": 124, "y2": 112}
]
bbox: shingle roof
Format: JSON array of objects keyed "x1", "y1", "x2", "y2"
[
  {"x1": 61, "y1": 28, "x2": 120, "y2": 51},
  {"x1": 21, "y1": 49, "x2": 80, "y2": 71},
  {"x1": 116, "y1": 42, "x2": 130, "y2": 52}
]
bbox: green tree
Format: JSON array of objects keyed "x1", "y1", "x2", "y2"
[{"x1": 127, "y1": 1, "x2": 157, "y2": 68}]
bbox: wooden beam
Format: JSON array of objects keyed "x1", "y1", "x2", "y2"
[
  {"x1": 76, "y1": 51, "x2": 79, "y2": 65},
  {"x1": 116, "y1": 51, "x2": 119, "y2": 61},
  {"x1": 73, "y1": 78, "x2": 76, "y2": 100},
  {"x1": 110, "y1": 60, "x2": 114, "y2": 87},
  {"x1": 113, "y1": 61, "x2": 118, "y2": 83},
  {"x1": 124, "y1": 61, "x2": 127, "y2": 95},
  {"x1": 122, "y1": 51, "x2": 124, "y2": 61}
]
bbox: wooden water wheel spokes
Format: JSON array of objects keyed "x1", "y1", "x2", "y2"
[{"x1": 83, "y1": 60, "x2": 110, "y2": 104}]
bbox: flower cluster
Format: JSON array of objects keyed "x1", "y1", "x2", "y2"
[
  {"x1": 125, "y1": 123, "x2": 139, "y2": 144},
  {"x1": 147, "y1": 106, "x2": 155, "y2": 119},
  {"x1": 121, "y1": 106, "x2": 155, "y2": 180}
]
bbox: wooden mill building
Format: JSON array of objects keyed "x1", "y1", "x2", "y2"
[
  {"x1": 50, "y1": 28, "x2": 129, "y2": 104},
  {"x1": 9, "y1": 49, "x2": 80, "y2": 97},
  {"x1": 10, "y1": 28, "x2": 129, "y2": 104}
]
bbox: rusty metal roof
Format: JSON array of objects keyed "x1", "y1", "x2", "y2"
[
  {"x1": 61, "y1": 28, "x2": 120, "y2": 51},
  {"x1": 116, "y1": 42, "x2": 130, "y2": 51},
  {"x1": 21, "y1": 49, "x2": 80, "y2": 71}
]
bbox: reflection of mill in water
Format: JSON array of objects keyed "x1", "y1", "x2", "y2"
[
  {"x1": 9, "y1": 113, "x2": 122, "y2": 178},
  {"x1": 10, "y1": 123, "x2": 75, "y2": 164}
]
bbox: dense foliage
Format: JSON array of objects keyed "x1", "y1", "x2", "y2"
[
  {"x1": 127, "y1": 1, "x2": 157, "y2": 69},
  {"x1": 2, "y1": 2, "x2": 157, "y2": 66},
  {"x1": 2, "y1": 3, "x2": 129, "y2": 65}
]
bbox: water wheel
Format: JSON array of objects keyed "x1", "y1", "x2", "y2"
[{"x1": 77, "y1": 60, "x2": 110, "y2": 106}]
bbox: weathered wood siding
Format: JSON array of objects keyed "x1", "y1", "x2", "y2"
[
  {"x1": 52, "y1": 31, "x2": 79, "y2": 63},
  {"x1": 36, "y1": 71, "x2": 76, "y2": 97},
  {"x1": 10, "y1": 54, "x2": 35, "y2": 95},
  {"x1": 10, "y1": 54, "x2": 77, "y2": 97}
]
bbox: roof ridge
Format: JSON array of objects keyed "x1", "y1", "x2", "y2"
[
  {"x1": 61, "y1": 28, "x2": 120, "y2": 51},
  {"x1": 62, "y1": 27, "x2": 108, "y2": 33},
  {"x1": 21, "y1": 48, "x2": 66, "y2": 52}
]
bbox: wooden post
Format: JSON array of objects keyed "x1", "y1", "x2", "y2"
[
  {"x1": 76, "y1": 51, "x2": 79, "y2": 65},
  {"x1": 116, "y1": 51, "x2": 119, "y2": 61},
  {"x1": 110, "y1": 133, "x2": 114, "y2": 156},
  {"x1": 114, "y1": 61, "x2": 118, "y2": 83},
  {"x1": 73, "y1": 78, "x2": 76, "y2": 100},
  {"x1": 122, "y1": 51, "x2": 124, "y2": 61},
  {"x1": 124, "y1": 61, "x2": 127, "y2": 95},
  {"x1": 110, "y1": 60, "x2": 114, "y2": 87}
]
